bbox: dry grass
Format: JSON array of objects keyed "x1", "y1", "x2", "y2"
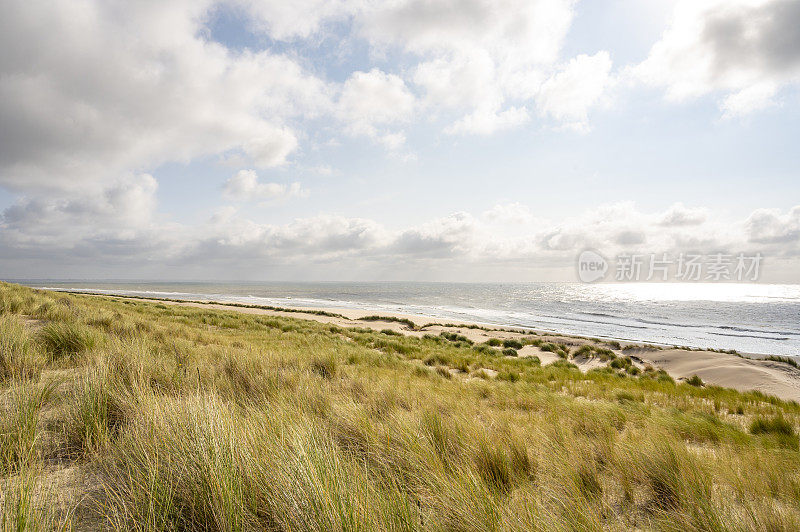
[{"x1": 1, "y1": 281, "x2": 800, "y2": 530}]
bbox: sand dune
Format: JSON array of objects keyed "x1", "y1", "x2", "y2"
[
  {"x1": 99, "y1": 295, "x2": 800, "y2": 402},
  {"x1": 636, "y1": 349, "x2": 800, "y2": 402}
]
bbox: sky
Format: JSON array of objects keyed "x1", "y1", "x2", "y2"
[{"x1": 1, "y1": 0, "x2": 799, "y2": 282}]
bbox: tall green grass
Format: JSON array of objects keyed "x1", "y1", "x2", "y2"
[
  {"x1": 0, "y1": 315, "x2": 45, "y2": 381},
  {"x1": 2, "y1": 281, "x2": 800, "y2": 530},
  {"x1": 38, "y1": 322, "x2": 98, "y2": 361}
]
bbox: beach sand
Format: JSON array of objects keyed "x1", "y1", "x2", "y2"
[{"x1": 99, "y1": 295, "x2": 800, "y2": 402}]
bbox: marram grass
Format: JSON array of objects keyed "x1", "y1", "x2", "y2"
[{"x1": 1, "y1": 281, "x2": 800, "y2": 530}]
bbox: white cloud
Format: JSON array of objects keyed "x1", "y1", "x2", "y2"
[
  {"x1": 338, "y1": 69, "x2": 415, "y2": 148},
  {"x1": 745, "y1": 206, "x2": 800, "y2": 244},
  {"x1": 361, "y1": 0, "x2": 574, "y2": 66},
  {"x1": 393, "y1": 212, "x2": 478, "y2": 257},
  {"x1": 223, "y1": 170, "x2": 308, "y2": 201},
  {"x1": 359, "y1": 0, "x2": 594, "y2": 133},
  {"x1": 658, "y1": 203, "x2": 709, "y2": 226},
  {"x1": 413, "y1": 51, "x2": 497, "y2": 110},
  {"x1": 537, "y1": 51, "x2": 612, "y2": 131},
  {"x1": 633, "y1": 0, "x2": 800, "y2": 116},
  {"x1": 445, "y1": 105, "x2": 530, "y2": 135},
  {"x1": 0, "y1": 0, "x2": 331, "y2": 192},
  {"x1": 720, "y1": 82, "x2": 779, "y2": 118},
  {"x1": 4, "y1": 192, "x2": 800, "y2": 279},
  {"x1": 0, "y1": 0, "x2": 614, "y2": 199},
  {"x1": 482, "y1": 202, "x2": 535, "y2": 225},
  {"x1": 235, "y1": 0, "x2": 362, "y2": 40},
  {"x1": 243, "y1": 129, "x2": 299, "y2": 168},
  {"x1": 0, "y1": 174, "x2": 169, "y2": 249}
]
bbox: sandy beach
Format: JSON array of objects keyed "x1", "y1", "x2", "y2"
[{"x1": 102, "y1": 294, "x2": 800, "y2": 402}]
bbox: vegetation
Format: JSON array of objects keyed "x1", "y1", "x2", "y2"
[
  {"x1": 502, "y1": 339, "x2": 523, "y2": 350},
  {"x1": 2, "y1": 281, "x2": 800, "y2": 530},
  {"x1": 765, "y1": 355, "x2": 800, "y2": 369},
  {"x1": 361, "y1": 315, "x2": 417, "y2": 329},
  {"x1": 687, "y1": 375, "x2": 705, "y2": 387}
]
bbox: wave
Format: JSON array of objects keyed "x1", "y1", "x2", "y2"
[
  {"x1": 709, "y1": 332, "x2": 790, "y2": 341},
  {"x1": 578, "y1": 309, "x2": 800, "y2": 337},
  {"x1": 27, "y1": 283, "x2": 800, "y2": 356}
]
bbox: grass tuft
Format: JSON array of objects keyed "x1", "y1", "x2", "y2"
[
  {"x1": 311, "y1": 354, "x2": 337, "y2": 379},
  {"x1": 686, "y1": 374, "x2": 704, "y2": 387},
  {"x1": 38, "y1": 322, "x2": 98, "y2": 360},
  {"x1": 475, "y1": 440, "x2": 513, "y2": 494}
]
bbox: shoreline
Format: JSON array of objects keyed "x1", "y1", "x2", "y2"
[
  {"x1": 57, "y1": 289, "x2": 800, "y2": 402},
  {"x1": 34, "y1": 286, "x2": 776, "y2": 356}
]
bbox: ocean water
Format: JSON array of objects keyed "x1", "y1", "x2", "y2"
[{"x1": 17, "y1": 281, "x2": 800, "y2": 357}]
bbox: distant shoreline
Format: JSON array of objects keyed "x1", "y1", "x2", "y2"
[
  {"x1": 39, "y1": 287, "x2": 800, "y2": 402},
  {"x1": 31, "y1": 287, "x2": 800, "y2": 360}
]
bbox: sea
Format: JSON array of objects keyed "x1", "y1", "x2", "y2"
[{"x1": 14, "y1": 281, "x2": 800, "y2": 357}]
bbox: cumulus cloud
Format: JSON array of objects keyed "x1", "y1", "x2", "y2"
[
  {"x1": 392, "y1": 212, "x2": 478, "y2": 257},
  {"x1": 445, "y1": 105, "x2": 530, "y2": 135},
  {"x1": 0, "y1": 0, "x2": 620, "y2": 198},
  {"x1": 195, "y1": 211, "x2": 391, "y2": 262},
  {"x1": 615, "y1": 230, "x2": 646, "y2": 246},
  {"x1": 243, "y1": 130, "x2": 299, "y2": 168},
  {"x1": 0, "y1": 0, "x2": 330, "y2": 192},
  {"x1": 659, "y1": 203, "x2": 709, "y2": 226},
  {"x1": 5, "y1": 190, "x2": 798, "y2": 280},
  {"x1": 482, "y1": 202, "x2": 536, "y2": 225},
  {"x1": 338, "y1": 69, "x2": 415, "y2": 148},
  {"x1": 235, "y1": 0, "x2": 362, "y2": 40},
  {"x1": 719, "y1": 82, "x2": 779, "y2": 118},
  {"x1": 537, "y1": 52, "x2": 612, "y2": 131},
  {"x1": 412, "y1": 52, "x2": 497, "y2": 110},
  {"x1": 745, "y1": 206, "x2": 800, "y2": 244},
  {"x1": 359, "y1": 0, "x2": 610, "y2": 133},
  {"x1": 634, "y1": 0, "x2": 800, "y2": 116},
  {"x1": 0, "y1": 174, "x2": 169, "y2": 251},
  {"x1": 361, "y1": 0, "x2": 573, "y2": 66},
  {"x1": 223, "y1": 170, "x2": 308, "y2": 201}
]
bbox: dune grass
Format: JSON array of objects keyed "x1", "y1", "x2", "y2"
[
  {"x1": 38, "y1": 322, "x2": 98, "y2": 361},
  {"x1": 1, "y1": 281, "x2": 800, "y2": 530}
]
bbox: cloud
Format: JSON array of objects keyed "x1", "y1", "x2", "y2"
[
  {"x1": 359, "y1": 0, "x2": 599, "y2": 133},
  {"x1": 745, "y1": 206, "x2": 800, "y2": 244},
  {"x1": 223, "y1": 169, "x2": 308, "y2": 201},
  {"x1": 198, "y1": 211, "x2": 390, "y2": 259},
  {"x1": 445, "y1": 105, "x2": 530, "y2": 135},
  {"x1": 615, "y1": 230, "x2": 646, "y2": 246},
  {"x1": 482, "y1": 202, "x2": 536, "y2": 225},
  {"x1": 338, "y1": 69, "x2": 415, "y2": 148},
  {"x1": 720, "y1": 82, "x2": 778, "y2": 118},
  {"x1": 392, "y1": 212, "x2": 477, "y2": 257},
  {"x1": 234, "y1": 0, "x2": 362, "y2": 40},
  {"x1": 243, "y1": 130, "x2": 299, "y2": 168},
  {"x1": 413, "y1": 51, "x2": 497, "y2": 110},
  {"x1": 658, "y1": 203, "x2": 709, "y2": 226},
  {"x1": 3, "y1": 192, "x2": 800, "y2": 279},
  {"x1": 633, "y1": 0, "x2": 800, "y2": 116},
  {"x1": 0, "y1": 174, "x2": 168, "y2": 249},
  {"x1": 0, "y1": 0, "x2": 615, "y2": 199},
  {"x1": 536, "y1": 51, "x2": 612, "y2": 131},
  {"x1": 361, "y1": 0, "x2": 574, "y2": 65},
  {"x1": 0, "y1": 0, "x2": 330, "y2": 192}
]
